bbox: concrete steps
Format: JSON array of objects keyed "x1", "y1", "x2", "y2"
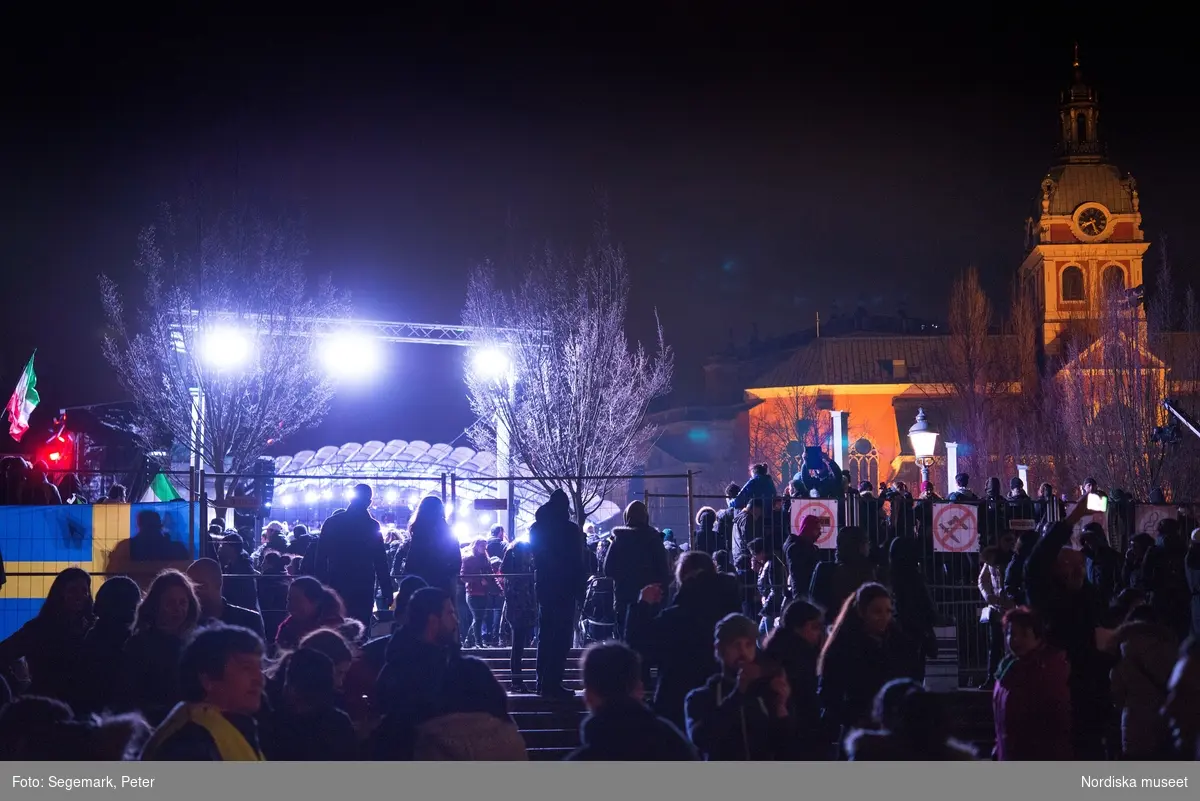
[{"x1": 461, "y1": 647, "x2": 997, "y2": 760}]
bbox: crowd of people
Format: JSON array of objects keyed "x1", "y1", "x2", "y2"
[{"x1": 0, "y1": 467, "x2": 1198, "y2": 762}]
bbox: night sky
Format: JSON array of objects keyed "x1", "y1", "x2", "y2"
[{"x1": 2, "y1": 11, "x2": 1197, "y2": 457}]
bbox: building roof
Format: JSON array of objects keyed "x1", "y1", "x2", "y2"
[
  {"x1": 750, "y1": 334, "x2": 1020, "y2": 388},
  {"x1": 272, "y1": 439, "x2": 622, "y2": 532},
  {"x1": 1044, "y1": 162, "x2": 1135, "y2": 215}
]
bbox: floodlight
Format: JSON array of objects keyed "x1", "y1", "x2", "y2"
[
  {"x1": 385, "y1": 489, "x2": 399, "y2": 504},
  {"x1": 279, "y1": 495, "x2": 293, "y2": 508},
  {"x1": 304, "y1": 491, "x2": 318, "y2": 505},
  {"x1": 321, "y1": 488, "x2": 333, "y2": 500},
  {"x1": 472, "y1": 347, "x2": 511, "y2": 382},
  {"x1": 445, "y1": 502, "x2": 455, "y2": 516},
  {"x1": 344, "y1": 488, "x2": 355, "y2": 502},
  {"x1": 478, "y1": 512, "x2": 493, "y2": 526},
  {"x1": 320, "y1": 331, "x2": 381, "y2": 379},
  {"x1": 452, "y1": 521, "x2": 473, "y2": 543},
  {"x1": 201, "y1": 327, "x2": 252, "y2": 369}
]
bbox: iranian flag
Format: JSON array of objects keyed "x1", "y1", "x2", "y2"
[{"x1": 5, "y1": 352, "x2": 39, "y2": 442}]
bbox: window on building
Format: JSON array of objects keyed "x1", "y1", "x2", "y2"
[
  {"x1": 1076, "y1": 113, "x2": 1088, "y2": 143},
  {"x1": 847, "y1": 437, "x2": 879, "y2": 490},
  {"x1": 1102, "y1": 264, "x2": 1125, "y2": 294},
  {"x1": 892, "y1": 359, "x2": 908, "y2": 379},
  {"x1": 1062, "y1": 265, "x2": 1085, "y2": 301}
]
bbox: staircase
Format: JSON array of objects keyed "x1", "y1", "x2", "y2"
[
  {"x1": 464, "y1": 646, "x2": 586, "y2": 760},
  {"x1": 464, "y1": 647, "x2": 997, "y2": 761}
]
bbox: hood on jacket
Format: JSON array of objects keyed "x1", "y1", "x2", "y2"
[
  {"x1": 1113, "y1": 620, "x2": 1179, "y2": 656},
  {"x1": 794, "y1": 515, "x2": 822, "y2": 545},
  {"x1": 535, "y1": 489, "x2": 571, "y2": 524},
  {"x1": 413, "y1": 713, "x2": 529, "y2": 761}
]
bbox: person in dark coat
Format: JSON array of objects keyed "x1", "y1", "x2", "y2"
[
  {"x1": 1004, "y1": 528, "x2": 1041, "y2": 606},
  {"x1": 714, "y1": 483, "x2": 741, "y2": 561},
  {"x1": 567, "y1": 641, "x2": 697, "y2": 761},
  {"x1": 692, "y1": 506, "x2": 724, "y2": 555},
  {"x1": 888, "y1": 537, "x2": 939, "y2": 682},
  {"x1": 847, "y1": 679, "x2": 977, "y2": 760},
  {"x1": 75, "y1": 576, "x2": 142, "y2": 715},
  {"x1": 398, "y1": 496, "x2": 462, "y2": 597},
  {"x1": 809, "y1": 526, "x2": 876, "y2": 624},
  {"x1": 1079, "y1": 523, "x2": 1121, "y2": 610},
  {"x1": 817, "y1": 583, "x2": 911, "y2": 737},
  {"x1": 1141, "y1": 518, "x2": 1192, "y2": 643},
  {"x1": 685, "y1": 613, "x2": 800, "y2": 760},
  {"x1": 306, "y1": 484, "x2": 394, "y2": 632},
  {"x1": 186, "y1": 559, "x2": 266, "y2": 640},
  {"x1": 991, "y1": 607, "x2": 1072, "y2": 761},
  {"x1": 762, "y1": 599, "x2": 825, "y2": 758},
  {"x1": 485, "y1": 525, "x2": 510, "y2": 560},
  {"x1": 216, "y1": 533, "x2": 261, "y2": 614},
  {"x1": 625, "y1": 551, "x2": 741, "y2": 728},
  {"x1": 263, "y1": 649, "x2": 357, "y2": 761},
  {"x1": 121, "y1": 570, "x2": 203, "y2": 725},
  {"x1": 529, "y1": 488, "x2": 587, "y2": 700},
  {"x1": 0, "y1": 567, "x2": 93, "y2": 705},
  {"x1": 784, "y1": 514, "x2": 822, "y2": 600},
  {"x1": 603, "y1": 500, "x2": 670, "y2": 642},
  {"x1": 1024, "y1": 503, "x2": 1109, "y2": 759}
]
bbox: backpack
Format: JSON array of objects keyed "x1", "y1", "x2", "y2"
[{"x1": 580, "y1": 575, "x2": 616, "y2": 642}]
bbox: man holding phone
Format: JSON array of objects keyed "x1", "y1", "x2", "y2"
[{"x1": 685, "y1": 613, "x2": 799, "y2": 760}]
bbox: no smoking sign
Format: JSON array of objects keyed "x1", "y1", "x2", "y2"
[{"x1": 932, "y1": 503, "x2": 980, "y2": 553}]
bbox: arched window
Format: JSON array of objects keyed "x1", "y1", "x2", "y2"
[
  {"x1": 1062, "y1": 265, "x2": 1085, "y2": 301},
  {"x1": 846, "y1": 437, "x2": 879, "y2": 490},
  {"x1": 1102, "y1": 264, "x2": 1125, "y2": 293},
  {"x1": 1076, "y1": 113, "x2": 1088, "y2": 143}
]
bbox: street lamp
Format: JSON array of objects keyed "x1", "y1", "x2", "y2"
[{"x1": 907, "y1": 407, "x2": 939, "y2": 487}]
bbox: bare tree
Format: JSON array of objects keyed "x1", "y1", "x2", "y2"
[
  {"x1": 462, "y1": 228, "x2": 673, "y2": 525},
  {"x1": 100, "y1": 201, "x2": 347, "y2": 503},
  {"x1": 943, "y1": 266, "x2": 1013, "y2": 483},
  {"x1": 749, "y1": 386, "x2": 833, "y2": 485},
  {"x1": 1055, "y1": 274, "x2": 1178, "y2": 498}
]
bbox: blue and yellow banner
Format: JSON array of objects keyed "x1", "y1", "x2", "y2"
[{"x1": 0, "y1": 502, "x2": 202, "y2": 640}]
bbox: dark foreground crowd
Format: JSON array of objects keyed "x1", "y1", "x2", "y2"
[{"x1": 0, "y1": 473, "x2": 1198, "y2": 762}]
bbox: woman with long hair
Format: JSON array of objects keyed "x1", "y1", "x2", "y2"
[
  {"x1": 0, "y1": 567, "x2": 93, "y2": 702},
  {"x1": 817, "y1": 582, "x2": 911, "y2": 740},
  {"x1": 402, "y1": 496, "x2": 462, "y2": 596},
  {"x1": 120, "y1": 569, "x2": 201, "y2": 724},
  {"x1": 275, "y1": 577, "x2": 349, "y2": 651}
]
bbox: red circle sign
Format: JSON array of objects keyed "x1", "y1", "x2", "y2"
[
  {"x1": 933, "y1": 503, "x2": 979, "y2": 553},
  {"x1": 791, "y1": 500, "x2": 836, "y2": 548}
]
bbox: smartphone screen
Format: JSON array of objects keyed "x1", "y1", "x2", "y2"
[{"x1": 1086, "y1": 492, "x2": 1108, "y2": 513}]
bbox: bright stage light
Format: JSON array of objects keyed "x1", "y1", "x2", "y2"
[
  {"x1": 385, "y1": 489, "x2": 399, "y2": 504},
  {"x1": 304, "y1": 491, "x2": 318, "y2": 505},
  {"x1": 445, "y1": 502, "x2": 454, "y2": 516},
  {"x1": 453, "y1": 521, "x2": 473, "y2": 543},
  {"x1": 344, "y1": 488, "x2": 355, "y2": 502},
  {"x1": 320, "y1": 331, "x2": 381, "y2": 379},
  {"x1": 471, "y1": 347, "x2": 511, "y2": 382},
  {"x1": 321, "y1": 488, "x2": 333, "y2": 500},
  {"x1": 408, "y1": 494, "x2": 419, "y2": 507},
  {"x1": 201, "y1": 327, "x2": 252, "y2": 369},
  {"x1": 279, "y1": 495, "x2": 293, "y2": 508},
  {"x1": 477, "y1": 512, "x2": 493, "y2": 526}
]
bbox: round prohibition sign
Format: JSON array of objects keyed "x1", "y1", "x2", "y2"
[
  {"x1": 933, "y1": 503, "x2": 978, "y2": 553},
  {"x1": 792, "y1": 500, "x2": 836, "y2": 548}
]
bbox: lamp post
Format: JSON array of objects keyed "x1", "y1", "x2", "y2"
[{"x1": 907, "y1": 407, "x2": 939, "y2": 488}]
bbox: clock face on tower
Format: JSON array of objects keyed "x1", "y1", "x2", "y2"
[{"x1": 1077, "y1": 207, "x2": 1108, "y2": 237}]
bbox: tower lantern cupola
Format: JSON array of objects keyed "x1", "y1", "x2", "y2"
[{"x1": 1057, "y1": 44, "x2": 1104, "y2": 163}]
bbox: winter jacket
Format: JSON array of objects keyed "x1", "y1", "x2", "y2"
[
  {"x1": 992, "y1": 646, "x2": 1072, "y2": 761},
  {"x1": 762, "y1": 627, "x2": 823, "y2": 757},
  {"x1": 1083, "y1": 544, "x2": 1122, "y2": 608},
  {"x1": 846, "y1": 729, "x2": 977, "y2": 760},
  {"x1": 1187, "y1": 542, "x2": 1200, "y2": 641},
  {"x1": 141, "y1": 704, "x2": 263, "y2": 761},
  {"x1": 528, "y1": 489, "x2": 588, "y2": 607},
  {"x1": 685, "y1": 673, "x2": 800, "y2": 760},
  {"x1": 1142, "y1": 536, "x2": 1192, "y2": 641},
  {"x1": 220, "y1": 554, "x2": 261, "y2": 614},
  {"x1": 264, "y1": 705, "x2": 359, "y2": 761},
  {"x1": 783, "y1": 530, "x2": 821, "y2": 600},
  {"x1": 817, "y1": 623, "x2": 911, "y2": 729},
  {"x1": 500, "y1": 542, "x2": 538, "y2": 629},
  {"x1": 1110, "y1": 621, "x2": 1177, "y2": 759},
  {"x1": 757, "y1": 554, "x2": 788, "y2": 622},
  {"x1": 0, "y1": 613, "x2": 89, "y2": 704},
  {"x1": 567, "y1": 697, "x2": 698, "y2": 761},
  {"x1": 402, "y1": 520, "x2": 463, "y2": 597},
  {"x1": 460, "y1": 553, "x2": 498, "y2": 597},
  {"x1": 413, "y1": 712, "x2": 528, "y2": 761},
  {"x1": 306, "y1": 506, "x2": 393, "y2": 622},
  {"x1": 978, "y1": 562, "x2": 1007, "y2": 614},
  {"x1": 809, "y1": 528, "x2": 877, "y2": 624},
  {"x1": 120, "y1": 628, "x2": 187, "y2": 725},
  {"x1": 731, "y1": 474, "x2": 776, "y2": 511},
  {"x1": 625, "y1": 571, "x2": 741, "y2": 728},
  {"x1": 603, "y1": 525, "x2": 671, "y2": 607}
]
